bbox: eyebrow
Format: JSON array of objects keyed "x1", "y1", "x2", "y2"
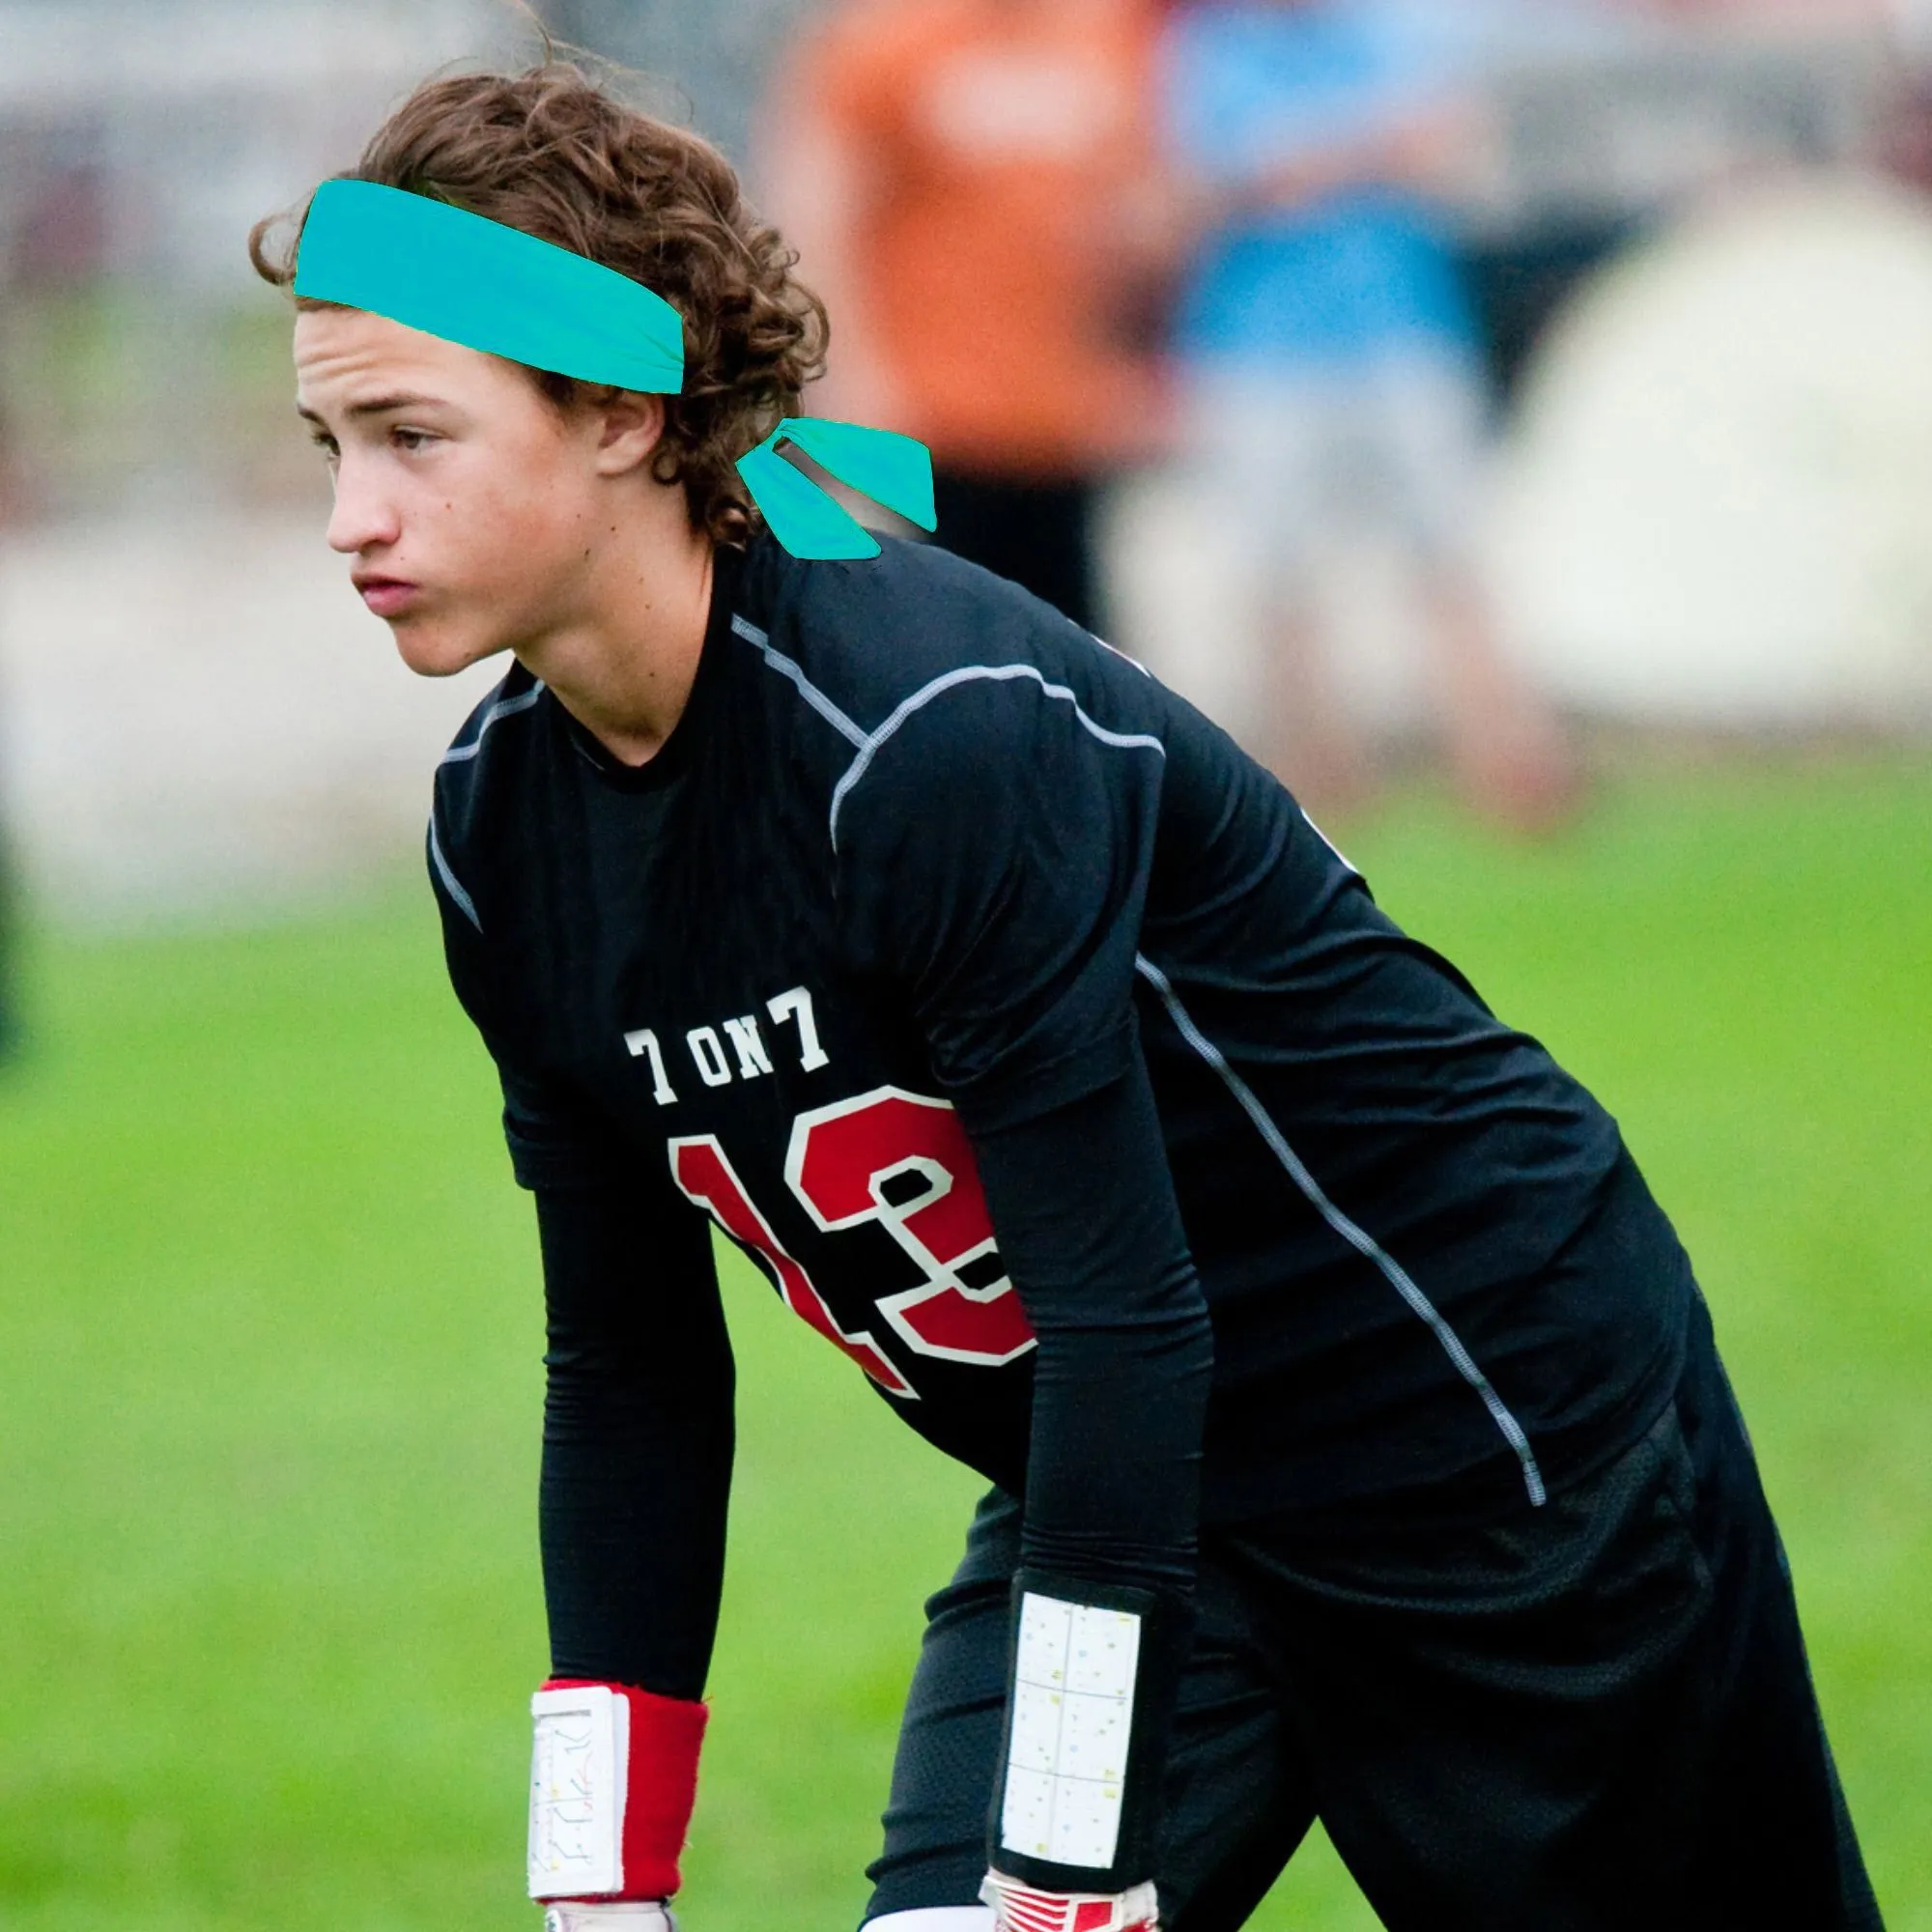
[{"x1": 295, "y1": 391, "x2": 449, "y2": 428}]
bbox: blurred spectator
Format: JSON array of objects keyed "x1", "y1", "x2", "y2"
[
  {"x1": 753, "y1": 0, "x2": 1176, "y2": 633},
  {"x1": 1151, "y1": 0, "x2": 1577, "y2": 829}
]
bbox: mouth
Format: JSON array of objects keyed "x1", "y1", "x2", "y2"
[{"x1": 357, "y1": 578, "x2": 420, "y2": 615}]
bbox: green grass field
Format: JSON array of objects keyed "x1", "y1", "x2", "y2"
[{"x1": 1, "y1": 752, "x2": 1926, "y2": 1930}]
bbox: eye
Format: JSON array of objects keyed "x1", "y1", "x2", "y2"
[{"x1": 305, "y1": 427, "x2": 436, "y2": 455}]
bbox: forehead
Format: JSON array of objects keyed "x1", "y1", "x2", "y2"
[{"x1": 292, "y1": 306, "x2": 508, "y2": 411}]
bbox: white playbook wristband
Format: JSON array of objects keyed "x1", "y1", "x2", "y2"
[
  {"x1": 529, "y1": 1686, "x2": 631, "y2": 1897},
  {"x1": 1001, "y1": 1592, "x2": 1143, "y2": 1870}
]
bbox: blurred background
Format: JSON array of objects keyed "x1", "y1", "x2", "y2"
[{"x1": 0, "y1": 2, "x2": 1926, "y2": 1928}]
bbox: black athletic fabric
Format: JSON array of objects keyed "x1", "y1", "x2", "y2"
[
  {"x1": 533, "y1": 1180, "x2": 732, "y2": 1700},
  {"x1": 867, "y1": 1283, "x2": 1884, "y2": 1931},
  {"x1": 429, "y1": 527, "x2": 1690, "y2": 1846},
  {"x1": 531, "y1": 1063, "x2": 1211, "y2": 1703},
  {"x1": 961, "y1": 1064, "x2": 1209, "y2": 1596}
]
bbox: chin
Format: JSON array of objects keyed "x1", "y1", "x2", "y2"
[{"x1": 392, "y1": 623, "x2": 506, "y2": 680}]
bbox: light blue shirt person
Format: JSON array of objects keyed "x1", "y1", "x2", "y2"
[{"x1": 1158, "y1": 0, "x2": 1486, "y2": 373}]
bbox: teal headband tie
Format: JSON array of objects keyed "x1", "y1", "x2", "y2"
[{"x1": 292, "y1": 178, "x2": 935, "y2": 559}]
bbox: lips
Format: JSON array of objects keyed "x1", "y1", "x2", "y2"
[{"x1": 359, "y1": 578, "x2": 420, "y2": 615}]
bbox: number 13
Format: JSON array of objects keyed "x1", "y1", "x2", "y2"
[{"x1": 669, "y1": 1088, "x2": 1036, "y2": 1399}]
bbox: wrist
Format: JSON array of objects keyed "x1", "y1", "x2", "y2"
[
  {"x1": 989, "y1": 1572, "x2": 1191, "y2": 1896},
  {"x1": 980, "y1": 1869, "x2": 1159, "y2": 1932},
  {"x1": 528, "y1": 1679, "x2": 707, "y2": 1903}
]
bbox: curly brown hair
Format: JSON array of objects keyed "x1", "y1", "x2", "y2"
[{"x1": 247, "y1": 41, "x2": 829, "y2": 547}]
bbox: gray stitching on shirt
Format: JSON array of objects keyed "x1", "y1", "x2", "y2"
[
  {"x1": 427, "y1": 810, "x2": 481, "y2": 933},
  {"x1": 439, "y1": 681, "x2": 545, "y2": 765},
  {"x1": 828, "y1": 664, "x2": 1166, "y2": 851},
  {"x1": 733, "y1": 613, "x2": 867, "y2": 749},
  {"x1": 1134, "y1": 952, "x2": 1548, "y2": 1508}
]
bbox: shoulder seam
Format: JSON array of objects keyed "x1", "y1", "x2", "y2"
[
  {"x1": 731, "y1": 612, "x2": 867, "y2": 750},
  {"x1": 828, "y1": 664, "x2": 1165, "y2": 851},
  {"x1": 440, "y1": 679, "x2": 545, "y2": 767}
]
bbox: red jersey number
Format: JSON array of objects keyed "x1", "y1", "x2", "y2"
[
  {"x1": 786, "y1": 1089, "x2": 1037, "y2": 1368},
  {"x1": 669, "y1": 1134, "x2": 916, "y2": 1398},
  {"x1": 669, "y1": 1090, "x2": 1036, "y2": 1400}
]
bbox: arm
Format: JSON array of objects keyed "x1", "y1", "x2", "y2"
[
  {"x1": 426, "y1": 810, "x2": 730, "y2": 1917},
  {"x1": 963, "y1": 1056, "x2": 1212, "y2": 1917},
  {"x1": 535, "y1": 1181, "x2": 733, "y2": 1700},
  {"x1": 835, "y1": 653, "x2": 1207, "y2": 1918},
  {"x1": 966, "y1": 1061, "x2": 1209, "y2": 1602},
  {"x1": 528, "y1": 1180, "x2": 733, "y2": 1918},
  {"x1": 507, "y1": 1069, "x2": 733, "y2": 1912},
  {"x1": 1247, "y1": 92, "x2": 1488, "y2": 212},
  {"x1": 1154, "y1": 12, "x2": 1490, "y2": 235}
]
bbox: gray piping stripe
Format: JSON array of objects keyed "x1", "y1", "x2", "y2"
[
  {"x1": 439, "y1": 681, "x2": 545, "y2": 764},
  {"x1": 829, "y1": 664, "x2": 1167, "y2": 849},
  {"x1": 732, "y1": 613, "x2": 867, "y2": 749},
  {"x1": 1134, "y1": 953, "x2": 1548, "y2": 1508},
  {"x1": 1094, "y1": 634, "x2": 1153, "y2": 678},
  {"x1": 1299, "y1": 806, "x2": 1360, "y2": 878},
  {"x1": 427, "y1": 812, "x2": 481, "y2": 932}
]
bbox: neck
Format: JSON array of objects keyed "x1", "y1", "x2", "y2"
[{"x1": 516, "y1": 512, "x2": 718, "y2": 768}]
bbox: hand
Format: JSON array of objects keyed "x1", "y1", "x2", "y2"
[
  {"x1": 980, "y1": 1869, "x2": 1159, "y2": 1932},
  {"x1": 539, "y1": 1903, "x2": 676, "y2": 1931}
]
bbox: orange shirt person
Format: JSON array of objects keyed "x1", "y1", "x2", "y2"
[{"x1": 754, "y1": 0, "x2": 1177, "y2": 634}]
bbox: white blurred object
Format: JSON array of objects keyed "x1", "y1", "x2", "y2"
[
  {"x1": 1486, "y1": 172, "x2": 1932, "y2": 725},
  {"x1": 1096, "y1": 469, "x2": 1436, "y2": 747},
  {"x1": 0, "y1": 0, "x2": 515, "y2": 291},
  {"x1": 0, "y1": 507, "x2": 506, "y2": 919}
]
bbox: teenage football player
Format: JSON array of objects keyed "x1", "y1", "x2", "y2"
[{"x1": 258, "y1": 50, "x2": 1883, "y2": 1932}]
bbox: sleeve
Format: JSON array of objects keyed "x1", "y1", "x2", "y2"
[
  {"x1": 836, "y1": 678, "x2": 1214, "y2": 1892},
  {"x1": 425, "y1": 808, "x2": 734, "y2": 1698},
  {"x1": 835, "y1": 673, "x2": 1164, "y2": 1129},
  {"x1": 427, "y1": 807, "x2": 632, "y2": 1195},
  {"x1": 536, "y1": 1181, "x2": 734, "y2": 1700}
]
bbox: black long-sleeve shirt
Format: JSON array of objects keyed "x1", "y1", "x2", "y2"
[
  {"x1": 533, "y1": 1047, "x2": 1213, "y2": 1700},
  {"x1": 430, "y1": 529, "x2": 1692, "y2": 1875}
]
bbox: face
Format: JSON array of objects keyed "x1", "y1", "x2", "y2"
[{"x1": 293, "y1": 305, "x2": 665, "y2": 677}]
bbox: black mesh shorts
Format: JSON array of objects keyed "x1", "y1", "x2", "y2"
[{"x1": 862, "y1": 1287, "x2": 1883, "y2": 1930}]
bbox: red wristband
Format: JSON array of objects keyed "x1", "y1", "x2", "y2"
[{"x1": 540, "y1": 1678, "x2": 708, "y2": 1900}]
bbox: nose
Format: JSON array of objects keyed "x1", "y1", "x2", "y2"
[{"x1": 325, "y1": 454, "x2": 402, "y2": 558}]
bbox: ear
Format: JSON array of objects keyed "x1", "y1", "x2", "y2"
[{"x1": 590, "y1": 389, "x2": 668, "y2": 476}]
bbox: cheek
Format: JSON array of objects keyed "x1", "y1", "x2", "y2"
[{"x1": 460, "y1": 468, "x2": 582, "y2": 583}]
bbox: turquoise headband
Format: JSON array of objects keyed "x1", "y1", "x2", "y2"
[{"x1": 292, "y1": 178, "x2": 935, "y2": 559}]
